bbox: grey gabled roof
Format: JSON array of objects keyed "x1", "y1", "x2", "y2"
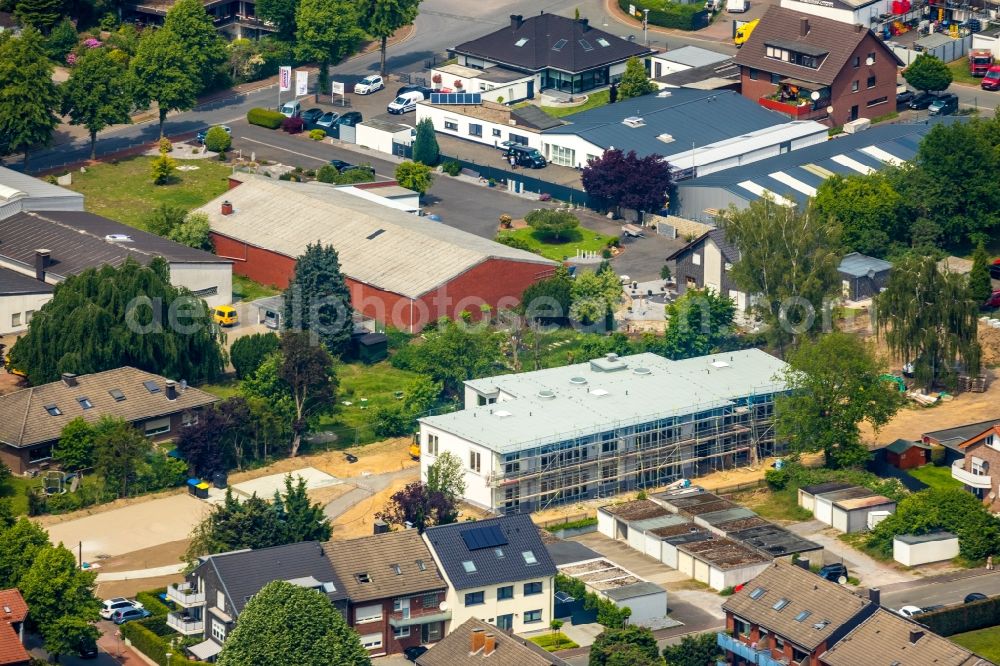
[
  {"x1": 424, "y1": 514, "x2": 556, "y2": 590},
  {"x1": 666, "y1": 227, "x2": 739, "y2": 264},
  {"x1": 0, "y1": 166, "x2": 83, "y2": 208},
  {"x1": 838, "y1": 252, "x2": 892, "y2": 278},
  {"x1": 452, "y1": 13, "x2": 652, "y2": 74},
  {"x1": 656, "y1": 46, "x2": 731, "y2": 69},
  {"x1": 199, "y1": 541, "x2": 347, "y2": 617},
  {"x1": 0, "y1": 266, "x2": 52, "y2": 296}
]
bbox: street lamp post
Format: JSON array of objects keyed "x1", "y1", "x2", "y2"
[{"x1": 643, "y1": 9, "x2": 650, "y2": 46}]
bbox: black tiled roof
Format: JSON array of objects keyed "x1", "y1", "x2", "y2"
[
  {"x1": 0, "y1": 267, "x2": 52, "y2": 295},
  {"x1": 201, "y1": 541, "x2": 347, "y2": 616},
  {"x1": 425, "y1": 514, "x2": 556, "y2": 590},
  {"x1": 453, "y1": 13, "x2": 652, "y2": 74}
]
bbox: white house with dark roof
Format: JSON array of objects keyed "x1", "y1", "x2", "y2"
[{"x1": 0, "y1": 266, "x2": 53, "y2": 334}]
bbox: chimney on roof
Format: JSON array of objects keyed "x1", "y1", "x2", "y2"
[
  {"x1": 484, "y1": 633, "x2": 496, "y2": 656},
  {"x1": 909, "y1": 629, "x2": 923, "y2": 645},
  {"x1": 471, "y1": 627, "x2": 486, "y2": 653},
  {"x1": 580, "y1": 17, "x2": 589, "y2": 30},
  {"x1": 869, "y1": 587, "x2": 881, "y2": 606},
  {"x1": 61, "y1": 373, "x2": 77, "y2": 388},
  {"x1": 34, "y1": 249, "x2": 50, "y2": 282},
  {"x1": 800, "y1": 17, "x2": 809, "y2": 36},
  {"x1": 510, "y1": 14, "x2": 523, "y2": 29},
  {"x1": 855, "y1": 22, "x2": 864, "y2": 32},
  {"x1": 221, "y1": 200, "x2": 233, "y2": 216},
  {"x1": 165, "y1": 380, "x2": 177, "y2": 401}
]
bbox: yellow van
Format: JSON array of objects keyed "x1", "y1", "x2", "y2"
[{"x1": 212, "y1": 305, "x2": 239, "y2": 327}]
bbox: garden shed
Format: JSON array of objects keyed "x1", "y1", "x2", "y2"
[
  {"x1": 643, "y1": 523, "x2": 709, "y2": 567},
  {"x1": 813, "y1": 486, "x2": 873, "y2": 525},
  {"x1": 884, "y1": 438, "x2": 930, "y2": 471},
  {"x1": 693, "y1": 507, "x2": 757, "y2": 536},
  {"x1": 601, "y1": 582, "x2": 668, "y2": 626},
  {"x1": 797, "y1": 481, "x2": 853, "y2": 513},
  {"x1": 831, "y1": 495, "x2": 896, "y2": 534},
  {"x1": 893, "y1": 532, "x2": 960, "y2": 566}
]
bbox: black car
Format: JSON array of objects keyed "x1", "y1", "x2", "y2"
[
  {"x1": 928, "y1": 93, "x2": 959, "y2": 116},
  {"x1": 328, "y1": 159, "x2": 375, "y2": 175},
  {"x1": 403, "y1": 645, "x2": 429, "y2": 662},
  {"x1": 76, "y1": 636, "x2": 99, "y2": 659},
  {"x1": 337, "y1": 111, "x2": 363, "y2": 127},
  {"x1": 990, "y1": 260, "x2": 1000, "y2": 280},
  {"x1": 908, "y1": 91, "x2": 937, "y2": 110},
  {"x1": 301, "y1": 107, "x2": 324, "y2": 125},
  {"x1": 818, "y1": 563, "x2": 848, "y2": 584},
  {"x1": 896, "y1": 89, "x2": 915, "y2": 106},
  {"x1": 965, "y1": 592, "x2": 988, "y2": 603},
  {"x1": 396, "y1": 84, "x2": 433, "y2": 98}
]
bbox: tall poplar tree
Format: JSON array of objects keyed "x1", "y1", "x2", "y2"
[{"x1": 0, "y1": 27, "x2": 61, "y2": 168}]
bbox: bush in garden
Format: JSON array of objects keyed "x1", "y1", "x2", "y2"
[
  {"x1": 281, "y1": 116, "x2": 305, "y2": 134},
  {"x1": 247, "y1": 107, "x2": 285, "y2": 129}
]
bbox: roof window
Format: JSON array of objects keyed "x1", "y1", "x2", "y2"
[
  {"x1": 596, "y1": 37, "x2": 610, "y2": 47},
  {"x1": 78, "y1": 397, "x2": 93, "y2": 410},
  {"x1": 579, "y1": 39, "x2": 593, "y2": 51},
  {"x1": 522, "y1": 550, "x2": 538, "y2": 565},
  {"x1": 109, "y1": 388, "x2": 125, "y2": 402},
  {"x1": 391, "y1": 564, "x2": 402, "y2": 575},
  {"x1": 515, "y1": 37, "x2": 529, "y2": 47},
  {"x1": 749, "y1": 587, "x2": 766, "y2": 600},
  {"x1": 143, "y1": 380, "x2": 160, "y2": 394},
  {"x1": 795, "y1": 610, "x2": 812, "y2": 622},
  {"x1": 366, "y1": 229, "x2": 385, "y2": 240},
  {"x1": 356, "y1": 573, "x2": 371, "y2": 584},
  {"x1": 416, "y1": 559, "x2": 426, "y2": 571},
  {"x1": 773, "y1": 598, "x2": 791, "y2": 611},
  {"x1": 462, "y1": 560, "x2": 477, "y2": 573},
  {"x1": 552, "y1": 39, "x2": 568, "y2": 51},
  {"x1": 44, "y1": 404, "x2": 62, "y2": 416},
  {"x1": 494, "y1": 548, "x2": 505, "y2": 559}
]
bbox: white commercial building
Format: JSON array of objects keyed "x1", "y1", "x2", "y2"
[
  {"x1": 419, "y1": 349, "x2": 789, "y2": 514},
  {"x1": 0, "y1": 166, "x2": 84, "y2": 221},
  {"x1": 355, "y1": 118, "x2": 414, "y2": 157},
  {"x1": 779, "y1": 0, "x2": 894, "y2": 27},
  {"x1": 416, "y1": 99, "x2": 564, "y2": 152},
  {"x1": 650, "y1": 46, "x2": 732, "y2": 78}
]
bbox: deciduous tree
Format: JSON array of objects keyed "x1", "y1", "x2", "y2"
[
  {"x1": 376, "y1": 481, "x2": 456, "y2": 532},
  {"x1": 581, "y1": 148, "x2": 671, "y2": 218},
  {"x1": 131, "y1": 26, "x2": 199, "y2": 138},
  {"x1": 0, "y1": 27, "x2": 61, "y2": 168},
  {"x1": 412, "y1": 117, "x2": 439, "y2": 166},
  {"x1": 231, "y1": 332, "x2": 280, "y2": 379},
  {"x1": 662, "y1": 632, "x2": 722, "y2": 666},
  {"x1": 283, "y1": 243, "x2": 353, "y2": 356},
  {"x1": 875, "y1": 254, "x2": 981, "y2": 389},
  {"x1": 13, "y1": 0, "x2": 64, "y2": 33},
  {"x1": 217, "y1": 581, "x2": 370, "y2": 666},
  {"x1": 812, "y1": 173, "x2": 901, "y2": 257},
  {"x1": 176, "y1": 407, "x2": 228, "y2": 477},
  {"x1": 903, "y1": 52, "x2": 952, "y2": 92},
  {"x1": 590, "y1": 626, "x2": 657, "y2": 666},
  {"x1": 525, "y1": 209, "x2": 580, "y2": 241},
  {"x1": 255, "y1": 0, "x2": 298, "y2": 40},
  {"x1": 570, "y1": 263, "x2": 621, "y2": 326},
  {"x1": 617, "y1": 56, "x2": 655, "y2": 99},
  {"x1": 521, "y1": 264, "x2": 573, "y2": 321},
  {"x1": 425, "y1": 450, "x2": 465, "y2": 501},
  {"x1": 163, "y1": 0, "x2": 226, "y2": 90},
  {"x1": 295, "y1": 0, "x2": 364, "y2": 92},
  {"x1": 8, "y1": 258, "x2": 225, "y2": 384},
  {"x1": 721, "y1": 197, "x2": 841, "y2": 354},
  {"x1": 969, "y1": 242, "x2": 993, "y2": 304},
  {"x1": 0, "y1": 518, "x2": 49, "y2": 588},
  {"x1": 361, "y1": 0, "x2": 421, "y2": 76},
  {"x1": 389, "y1": 318, "x2": 504, "y2": 396},
  {"x1": 168, "y1": 211, "x2": 212, "y2": 250},
  {"x1": 53, "y1": 418, "x2": 95, "y2": 472},
  {"x1": 204, "y1": 125, "x2": 231, "y2": 153},
  {"x1": 62, "y1": 46, "x2": 134, "y2": 160},
  {"x1": 776, "y1": 332, "x2": 902, "y2": 469},
  {"x1": 662, "y1": 289, "x2": 735, "y2": 360},
  {"x1": 93, "y1": 416, "x2": 152, "y2": 497},
  {"x1": 43, "y1": 17, "x2": 77, "y2": 60},
  {"x1": 279, "y1": 331, "x2": 337, "y2": 457},
  {"x1": 394, "y1": 159, "x2": 434, "y2": 194}
]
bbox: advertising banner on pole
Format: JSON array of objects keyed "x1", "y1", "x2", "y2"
[
  {"x1": 279, "y1": 66, "x2": 292, "y2": 92},
  {"x1": 295, "y1": 70, "x2": 308, "y2": 96}
]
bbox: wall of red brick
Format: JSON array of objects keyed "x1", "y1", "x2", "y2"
[{"x1": 211, "y1": 233, "x2": 296, "y2": 289}]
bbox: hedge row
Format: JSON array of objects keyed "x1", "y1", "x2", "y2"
[
  {"x1": 765, "y1": 462, "x2": 908, "y2": 502},
  {"x1": 247, "y1": 107, "x2": 285, "y2": 130},
  {"x1": 617, "y1": 0, "x2": 710, "y2": 31},
  {"x1": 136, "y1": 588, "x2": 173, "y2": 617},
  {"x1": 916, "y1": 596, "x2": 1000, "y2": 637},
  {"x1": 121, "y1": 620, "x2": 212, "y2": 666}
]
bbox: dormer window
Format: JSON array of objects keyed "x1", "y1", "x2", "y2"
[
  {"x1": 356, "y1": 573, "x2": 371, "y2": 584},
  {"x1": 764, "y1": 42, "x2": 826, "y2": 69}
]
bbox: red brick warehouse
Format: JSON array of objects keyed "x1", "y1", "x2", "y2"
[{"x1": 201, "y1": 175, "x2": 557, "y2": 332}]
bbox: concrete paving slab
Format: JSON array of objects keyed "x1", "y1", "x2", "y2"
[
  {"x1": 570, "y1": 531, "x2": 690, "y2": 585},
  {"x1": 229, "y1": 467, "x2": 342, "y2": 500}
]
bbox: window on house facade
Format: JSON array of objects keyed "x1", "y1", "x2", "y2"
[
  {"x1": 867, "y1": 75, "x2": 876, "y2": 88},
  {"x1": 469, "y1": 123, "x2": 483, "y2": 137},
  {"x1": 469, "y1": 450, "x2": 481, "y2": 473},
  {"x1": 770, "y1": 73, "x2": 781, "y2": 84},
  {"x1": 393, "y1": 625, "x2": 410, "y2": 638},
  {"x1": 853, "y1": 56, "x2": 860, "y2": 67},
  {"x1": 492, "y1": 128, "x2": 502, "y2": 137},
  {"x1": 444, "y1": 120, "x2": 458, "y2": 131},
  {"x1": 426, "y1": 434, "x2": 439, "y2": 456},
  {"x1": 464, "y1": 591, "x2": 485, "y2": 606},
  {"x1": 733, "y1": 616, "x2": 751, "y2": 638},
  {"x1": 548, "y1": 144, "x2": 575, "y2": 167},
  {"x1": 693, "y1": 253, "x2": 701, "y2": 266},
  {"x1": 774, "y1": 635, "x2": 786, "y2": 651},
  {"x1": 524, "y1": 582, "x2": 542, "y2": 595},
  {"x1": 355, "y1": 604, "x2": 383, "y2": 623},
  {"x1": 422, "y1": 592, "x2": 438, "y2": 607},
  {"x1": 216, "y1": 591, "x2": 226, "y2": 612},
  {"x1": 851, "y1": 80, "x2": 859, "y2": 92},
  {"x1": 866, "y1": 96, "x2": 887, "y2": 107},
  {"x1": 11, "y1": 313, "x2": 20, "y2": 327},
  {"x1": 211, "y1": 619, "x2": 226, "y2": 642},
  {"x1": 525, "y1": 609, "x2": 542, "y2": 623},
  {"x1": 182, "y1": 411, "x2": 198, "y2": 427},
  {"x1": 360, "y1": 633, "x2": 383, "y2": 650},
  {"x1": 749, "y1": 68, "x2": 758, "y2": 80},
  {"x1": 498, "y1": 585, "x2": 514, "y2": 600},
  {"x1": 25, "y1": 310, "x2": 34, "y2": 323},
  {"x1": 144, "y1": 417, "x2": 170, "y2": 437},
  {"x1": 868, "y1": 51, "x2": 876, "y2": 63},
  {"x1": 792, "y1": 645, "x2": 809, "y2": 663}
]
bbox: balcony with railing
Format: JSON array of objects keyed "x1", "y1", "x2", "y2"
[
  {"x1": 166, "y1": 582, "x2": 206, "y2": 608},
  {"x1": 387, "y1": 605, "x2": 452, "y2": 628},
  {"x1": 717, "y1": 632, "x2": 788, "y2": 666},
  {"x1": 166, "y1": 612, "x2": 205, "y2": 636},
  {"x1": 952, "y1": 459, "x2": 992, "y2": 489}
]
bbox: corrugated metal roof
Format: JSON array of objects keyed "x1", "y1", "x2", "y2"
[
  {"x1": 198, "y1": 177, "x2": 554, "y2": 299},
  {"x1": 838, "y1": 252, "x2": 892, "y2": 277}
]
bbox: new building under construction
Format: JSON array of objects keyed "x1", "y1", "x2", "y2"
[{"x1": 418, "y1": 349, "x2": 789, "y2": 514}]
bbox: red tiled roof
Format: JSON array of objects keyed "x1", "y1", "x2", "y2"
[
  {"x1": 0, "y1": 591, "x2": 26, "y2": 624},
  {"x1": 0, "y1": 623, "x2": 29, "y2": 666}
]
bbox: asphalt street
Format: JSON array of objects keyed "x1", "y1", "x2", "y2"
[{"x1": 881, "y1": 569, "x2": 1000, "y2": 611}]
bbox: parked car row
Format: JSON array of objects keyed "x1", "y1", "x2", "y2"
[
  {"x1": 905, "y1": 90, "x2": 959, "y2": 115},
  {"x1": 100, "y1": 597, "x2": 150, "y2": 624}
]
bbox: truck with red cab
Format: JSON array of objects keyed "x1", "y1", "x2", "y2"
[
  {"x1": 970, "y1": 49, "x2": 994, "y2": 77},
  {"x1": 983, "y1": 65, "x2": 1000, "y2": 90}
]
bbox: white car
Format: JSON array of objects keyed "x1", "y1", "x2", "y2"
[
  {"x1": 354, "y1": 75, "x2": 384, "y2": 95},
  {"x1": 100, "y1": 597, "x2": 144, "y2": 620},
  {"x1": 896, "y1": 605, "x2": 923, "y2": 619}
]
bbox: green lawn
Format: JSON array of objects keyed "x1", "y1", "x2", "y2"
[
  {"x1": 498, "y1": 226, "x2": 615, "y2": 262},
  {"x1": 528, "y1": 633, "x2": 580, "y2": 651},
  {"x1": 951, "y1": 625, "x2": 1000, "y2": 662},
  {"x1": 199, "y1": 378, "x2": 241, "y2": 400},
  {"x1": 233, "y1": 275, "x2": 280, "y2": 303},
  {"x1": 907, "y1": 464, "x2": 964, "y2": 491},
  {"x1": 321, "y1": 361, "x2": 424, "y2": 431},
  {"x1": 541, "y1": 89, "x2": 610, "y2": 118},
  {"x1": 947, "y1": 57, "x2": 981, "y2": 86},
  {"x1": 0, "y1": 474, "x2": 35, "y2": 515},
  {"x1": 65, "y1": 156, "x2": 232, "y2": 230},
  {"x1": 536, "y1": 329, "x2": 592, "y2": 369},
  {"x1": 737, "y1": 488, "x2": 814, "y2": 522}
]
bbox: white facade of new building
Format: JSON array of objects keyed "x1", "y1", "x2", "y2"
[
  {"x1": 0, "y1": 289, "x2": 52, "y2": 334},
  {"x1": 779, "y1": 0, "x2": 892, "y2": 26},
  {"x1": 416, "y1": 103, "x2": 544, "y2": 151}
]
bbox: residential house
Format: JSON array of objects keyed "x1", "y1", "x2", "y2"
[
  {"x1": 122, "y1": 0, "x2": 273, "y2": 39},
  {"x1": 324, "y1": 530, "x2": 449, "y2": 657},
  {"x1": 537, "y1": 88, "x2": 827, "y2": 172},
  {"x1": 199, "y1": 175, "x2": 556, "y2": 333},
  {"x1": 416, "y1": 99, "x2": 563, "y2": 153},
  {"x1": 0, "y1": 210, "x2": 233, "y2": 308},
  {"x1": 837, "y1": 252, "x2": 891, "y2": 301},
  {"x1": 665, "y1": 228, "x2": 746, "y2": 311},
  {"x1": 450, "y1": 13, "x2": 653, "y2": 97},
  {"x1": 952, "y1": 424, "x2": 1000, "y2": 511},
  {"x1": 923, "y1": 419, "x2": 1000, "y2": 466},
  {"x1": 416, "y1": 617, "x2": 569, "y2": 666},
  {"x1": 883, "y1": 439, "x2": 930, "y2": 471},
  {"x1": 173, "y1": 541, "x2": 348, "y2": 662},
  {"x1": 0, "y1": 368, "x2": 218, "y2": 475},
  {"x1": 671, "y1": 121, "x2": 939, "y2": 221},
  {"x1": 734, "y1": 7, "x2": 902, "y2": 127},
  {"x1": 819, "y1": 607, "x2": 988, "y2": 666},
  {"x1": 650, "y1": 46, "x2": 731, "y2": 78},
  {"x1": 0, "y1": 590, "x2": 29, "y2": 666},
  {"x1": 419, "y1": 350, "x2": 788, "y2": 514},
  {"x1": 719, "y1": 560, "x2": 876, "y2": 666},
  {"x1": 423, "y1": 514, "x2": 557, "y2": 634},
  {"x1": 0, "y1": 267, "x2": 52, "y2": 335}
]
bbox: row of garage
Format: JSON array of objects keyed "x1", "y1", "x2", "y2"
[{"x1": 797, "y1": 482, "x2": 897, "y2": 533}]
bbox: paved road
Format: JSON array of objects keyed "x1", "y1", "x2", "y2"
[
  {"x1": 323, "y1": 467, "x2": 416, "y2": 520},
  {"x1": 881, "y1": 569, "x2": 1000, "y2": 611}
]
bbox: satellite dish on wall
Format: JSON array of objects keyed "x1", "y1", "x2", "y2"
[
  {"x1": 810, "y1": 91, "x2": 820, "y2": 101},
  {"x1": 439, "y1": 601, "x2": 449, "y2": 611}
]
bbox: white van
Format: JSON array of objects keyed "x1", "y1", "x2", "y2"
[
  {"x1": 279, "y1": 99, "x2": 301, "y2": 117},
  {"x1": 387, "y1": 90, "x2": 424, "y2": 114},
  {"x1": 726, "y1": 0, "x2": 748, "y2": 11}
]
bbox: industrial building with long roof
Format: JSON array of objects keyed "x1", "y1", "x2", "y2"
[{"x1": 419, "y1": 349, "x2": 789, "y2": 513}]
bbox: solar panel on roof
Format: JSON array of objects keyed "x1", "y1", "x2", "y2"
[
  {"x1": 460, "y1": 524, "x2": 508, "y2": 550},
  {"x1": 429, "y1": 93, "x2": 482, "y2": 105}
]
